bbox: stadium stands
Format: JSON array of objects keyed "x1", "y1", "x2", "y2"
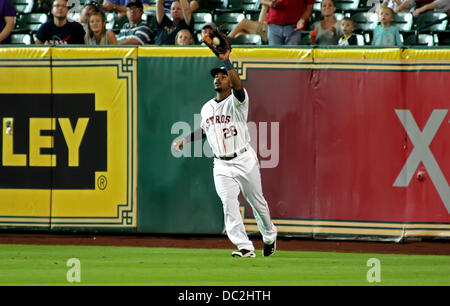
[
  {"x1": 6, "y1": 0, "x2": 449, "y2": 46},
  {"x1": 12, "y1": 0, "x2": 34, "y2": 14},
  {"x1": 192, "y1": 11, "x2": 213, "y2": 32},
  {"x1": 232, "y1": 33, "x2": 261, "y2": 44},
  {"x1": 10, "y1": 33, "x2": 33, "y2": 44},
  {"x1": 14, "y1": 12, "x2": 48, "y2": 34},
  {"x1": 213, "y1": 11, "x2": 245, "y2": 33}
]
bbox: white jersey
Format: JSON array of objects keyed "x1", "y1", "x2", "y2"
[{"x1": 200, "y1": 89, "x2": 250, "y2": 157}]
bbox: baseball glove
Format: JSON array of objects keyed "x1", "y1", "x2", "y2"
[{"x1": 201, "y1": 27, "x2": 232, "y2": 57}]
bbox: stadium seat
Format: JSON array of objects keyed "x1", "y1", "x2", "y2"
[
  {"x1": 299, "y1": 31, "x2": 311, "y2": 45},
  {"x1": 313, "y1": 0, "x2": 360, "y2": 13},
  {"x1": 198, "y1": 0, "x2": 229, "y2": 12},
  {"x1": 392, "y1": 12, "x2": 413, "y2": 31},
  {"x1": 232, "y1": 33, "x2": 262, "y2": 45},
  {"x1": 357, "y1": 0, "x2": 376, "y2": 11},
  {"x1": 14, "y1": 13, "x2": 49, "y2": 33},
  {"x1": 228, "y1": 0, "x2": 260, "y2": 13},
  {"x1": 403, "y1": 33, "x2": 435, "y2": 46},
  {"x1": 214, "y1": 12, "x2": 245, "y2": 34},
  {"x1": 247, "y1": 11, "x2": 260, "y2": 21},
  {"x1": 363, "y1": 32, "x2": 371, "y2": 44},
  {"x1": 192, "y1": 12, "x2": 213, "y2": 32},
  {"x1": 351, "y1": 12, "x2": 378, "y2": 32},
  {"x1": 12, "y1": 0, "x2": 34, "y2": 15},
  {"x1": 414, "y1": 12, "x2": 448, "y2": 32},
  {"x1": 67, "y1": 11, "x2": 80, "y2": 23},
  {"x1": 105, "y1": 12, "x2": 116, "y2": 30},
  {"x1": 355, "y1": 33, "x2": 364, "y2": 45},
  {"x1": 313, "y1": 0, "x2": 322, "y2": 12},
  {"x1": 10, "y1": 33, "x2": 32, "y2": 44},
  {"x1": 437, "y1": 31, "x2": 450, "y2": 45},
  {"x1": 335, "y1": 0, "x2": 360, "y2": 13}
]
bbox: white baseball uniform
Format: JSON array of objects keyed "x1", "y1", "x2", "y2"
[{"x1": 200, "y1": 88, "x2": 277, "y2": 252}]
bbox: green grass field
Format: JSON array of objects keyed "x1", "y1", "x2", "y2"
[{"x1": 0, "y1": 244, "x2": 449, "y2": 286}]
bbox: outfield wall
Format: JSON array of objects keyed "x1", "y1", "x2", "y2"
[
  {"x1": 0, "y1": 46, "x2": 449, "y2": 241},
  {"x1": 0, "y1": 47, "x2": 137, "y2": 231}
]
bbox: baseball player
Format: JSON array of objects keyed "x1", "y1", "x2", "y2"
[{"x1": 172, "y1": 47, "x2": 277, "y2": 258}]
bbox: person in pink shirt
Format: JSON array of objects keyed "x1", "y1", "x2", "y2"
[{"x1": 267, "y1": 0, "x2": 315, "y2": 45}]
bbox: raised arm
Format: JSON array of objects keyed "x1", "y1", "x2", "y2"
[
  {"x1": 218, "y1": 49, "x2": 242, "y2": 91},
  {"x1": 180, "y1": 0, "x2": 192, "y2": 25},
  {"x1": 156, "y1": 0, "x2": 165, "y2": 25},
  {"x1": 258, "y1": 3, "x2": 269, "y2": 23}
]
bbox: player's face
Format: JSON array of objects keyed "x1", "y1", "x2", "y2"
[{"x1": 213, "y1": 72, "x2": 231, "y2": 92}]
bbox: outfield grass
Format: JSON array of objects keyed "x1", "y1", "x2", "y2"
[{"x1": 0, "y1": 244, "x2": 449, "y2": 286}]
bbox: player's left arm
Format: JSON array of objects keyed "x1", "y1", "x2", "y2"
[{"x1": 218, "y1": 49, "x2": 246, "y2": 103}]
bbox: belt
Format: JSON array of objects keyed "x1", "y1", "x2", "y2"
[{"x1": 215, "y1": 147, "x2": 247, "y2": 161}]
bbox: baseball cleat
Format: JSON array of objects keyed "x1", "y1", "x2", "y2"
[
  {"x1": 232, "y1": 249, "x2": 256, "y2": 258},
  {"x1": 263, "y1": 241, "x2": 276, "y2": 257}
]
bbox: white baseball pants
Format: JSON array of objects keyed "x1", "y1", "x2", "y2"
[{"x1": 213, "y1": 146, "x2": 277, "y2": 251}]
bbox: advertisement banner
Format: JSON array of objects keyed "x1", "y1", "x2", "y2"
[
  {"x1": 238, "y1": 48, "x2": 450, "y2": 239},
  {"x1": 0, "y1": 47, "x2": 52, "y2": 229},
  {"x1": 0, "y1": 47, "x2": 137, "y2": 230}
]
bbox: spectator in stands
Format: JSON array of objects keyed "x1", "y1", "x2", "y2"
[
  {"x1": 175, "y1": 28, "x2": 194, "y2": 45},
  {"x1": 200, "y1": 22, "x2": 216, "y2": 41},
  {"x1": 372, "y1": 6, "x2": 403, "y2": 45},
  {"x1": 228, "y1": 2, "x2": 269, "y2": 44},
  {"x1": 310, "y1": 0, "x2": 342, "y2": 45},
  {"x1": 394, "y1": 0, "x2": 434, "y2": 13},
  {"x1": 412, "y1": 0, "x2": 450, "y2": 16},
  {"x1": 79, "y1": 0, "x2": 102, "y2": 34},
  {"x1": 338, "y1": 17, "x2": 358, "y2": 45},
  {"x1": 0, "y1": 0, "x2": 15, "y2": 44},
  {"x1": 381, "y1": 0, "x2": 412, "y2": 13},
  {"x1": 162, "y1": 0, "x2": 200, "y2": 12},
  {"x1": 117, "y1": 0, "x2": 154, "y2": 44},
  {"x1": 85, "y1": 11, "x2": 118, "y2": 45},
  {"x1": 267, "y1": 0, "x2": 315, "y2": 45},
  {"x1": 155, "y1": 0, "x2": 194, "y2": 45},
  {"x1": 35, "y1": 0, "x2": 85, "y2": 44},
  {"x1": 103, "y1": 0, "x2": 151, "y2": 19}
]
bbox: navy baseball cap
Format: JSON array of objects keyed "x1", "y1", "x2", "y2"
[
  {"x1": 210, "y1": 67, "x2": 227, "y2": 78},
  {"x1": 127, "y1": 0, "x2": 144, "y2": 9}
]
